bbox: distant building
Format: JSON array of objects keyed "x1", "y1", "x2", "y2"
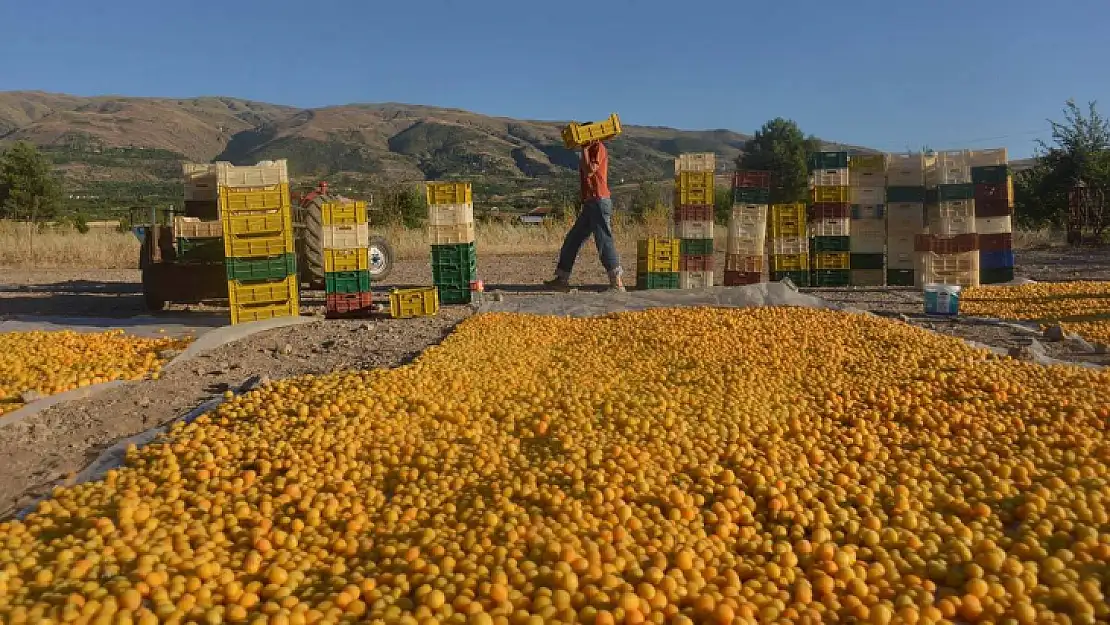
[{"x1": 519, "y1": 207, "x2": 553, "y2": 225}]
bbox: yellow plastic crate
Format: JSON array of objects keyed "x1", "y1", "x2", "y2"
[
  {"x1": 321, "y1": 200, "x2": 368, "y2": 226},
  {"x1": 636, "y1": 238, "x2": 681, "y2": 273},
  {"x1": 809, "y1": 186, "x2": 850, "y2": 203},
  {"x1": 562, "y1": 113, "x2": 622, "y2": 149},
  {"x1": 222, "y1": 208, "x2": 291, "y2": 237},
  {"x1": 771, "y1": 253, "x2": 809, "y2": 272},
  {"x1": 813, "y1": 252, "x2": 851, "y2": 270},
  {"x1": 390, "y1": 287, "x2": 440, "y2": 319},
  {"x1": 324, "y1": 248, "x2": 370, "y2": 273},
  {"x1": 769, "y1": 203, "x2": 807, "y2": 238},
  {"x1": 849, "y1": 154, "x2": 886, "y2": 172},
  {"x1": 220, "y1": 184, "x2": 292, "y2": 214},
  {"x1": 426, "y1": 182, "x2": 473, "y2": 206},
  {"x1": 224, "y1": 230, "x2": 295, "y2": 259},
  {"x1": 674, "y1": 171, "x2": 715, "y2": 205},
  {"x1": 228, "y1": 276, "x2": 299, "y2": 306},
  {"x1": 230, "y1": 297, "x2": 300, "y2": 325}
]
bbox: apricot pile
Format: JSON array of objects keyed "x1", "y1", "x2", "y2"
[
  {"x1": 0, "y1": 330, "x2": 190, "y2": 415},
  {"x1": 0, "y1": 308, "x2": 1108, "y2": 625},
  {"x1": 961, "y1": 281, "x2": 1110, "y2": 344}
]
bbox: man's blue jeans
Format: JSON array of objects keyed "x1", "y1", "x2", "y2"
[{"x1": 555, "y1": 198, "x2": 623, "y2": 280}]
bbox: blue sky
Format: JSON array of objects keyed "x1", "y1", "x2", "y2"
[{"x1": 2, "y1": 0, "x2": 1108, "y2": 158}]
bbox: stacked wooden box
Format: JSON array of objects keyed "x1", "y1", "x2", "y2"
[
  {"x1": 673, "y1": 153, "x2": 716, "y2": 289},
  {"x1": 847, "y1": 155, "x2": 888, "y2": 286},
  {"x1": 885, "y1": 154, "x2": 928, "y2": 286},
  {"x1": 807, "y1": 152, "x2": 851, "y2": 287},
  {"x1": 322, "y1": 198, "x2": 373, "y2": 317},
  {"x1": 426, "y1": 182, "x2": 478, "y2": 304},
  {"x1": 724, "y1": 170, "x2": 771, "y2": 286}
]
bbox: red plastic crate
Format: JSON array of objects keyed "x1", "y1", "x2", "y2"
[
  {"x1": 723, "y1": 270, "x2": 762, "y2": 286},
  {"x1": 679, "y1": 254, "x2": 715, "y2": 272},
  {"x1": 979, "y1": 233, "x2": 1013, "y2": 252},
  {"x1": 673, "y1": 204, "x2": 714, "y2": 222},
  {"x1": 326, "y1": 292, "x2": 374, "y2": 317},
  {"x1": 807, "y1": 202, "x2": 851, "y2": 221},
  {"x1": 733, "y1": 170, "x2": 772, "y2": 189},
  {"x1": 914, "y1": 233, "x2": 979, "y2": 254},
  {"x1": 976, "y1": 197, "x2": 1013, "y2": 218}
]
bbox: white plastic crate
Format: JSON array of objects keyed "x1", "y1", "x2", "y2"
[
  {"x1": 727, "y1": 208, "x2": 767, "y2": 254},
  {"x1": 808, "y1": 168, "x2": 849, "y2": 186},
  {"x1": 926, "y1": 164, "x2": 971, "y2": 186},
  {"x1": 975, "y1": 216, "x2": 1013, "y2": 235},
  {"x1": 770, "y1": 236, "x2": 808, "y2": 256},
  {"x1": 915, "y1": 251, "x2": 980, "y2": 288},
  {"x1": 730, "y1": 204, "x2": 768, "y2": 226},
  {"x1": 927, "y1": 216, "x2": 975, "y2": 236},
  {"x1": 809, "y1": 218, "x2": 850, "y2": 237},
  {"x1": 968, "y1": 148, "x2": 1008, "y2": 167},
  {"x1": 886, "y1": 153, "x2": 927, "y2": 186},
  {"x1": 674, "y1": 152, "x2": 716, "y2": 174},
  {"x1": 727, "y1": 235, "x2": 766, "y2": 256},
  {"x1": 887, "y1": 249, "x2": 915, "y2": 270},
  {"x1": 215, "y1": 160, "x2": 289, "y2": 188},
  {"x1": 679, "y1": 270, "x2": 714, "y2": 289},
  {"x1": 323, "y1": 223, "x2": 370, "y2": 249},
  {"x1": 850, "y1": 220, "x2": 886, "y2": 254},
  {"x1": 928, "y1": 200, "x2": 975, "y2": 221},
  {"x1": 427, "y1": 222, "x2": 476, "y2": 245},
  {"x1": 427, "y1": 202, "x2": 475, "y2": 226},
  {"x1": 887, "y1": 203, "x2": 925, "y2": 233},
  {"x1": 174, "y1": 216, "x2": 223, "y2": 238},
  {"x1": 675, "y1": 220, "x2": 715, "y2": 239},
  {"x1": 849, "y1": 170, "x2": 886, "y2": 188},
  {"x1": 850, "y1": 186, "x2": 885, "y2": 205},
  {"x1": 183, "y1": 163, "x2": 218, "y2": 201}
]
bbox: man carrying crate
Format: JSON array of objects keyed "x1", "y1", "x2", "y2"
[{"x1": 543, "y1": 139, "x2": 625, "y2": 292}]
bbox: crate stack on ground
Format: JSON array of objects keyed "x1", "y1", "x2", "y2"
[
  {"x1": 427, "y1": 182, "x2": 477, "y2": 304},
  {"x1": 885, "y1": 153, "x2": 929, "y2": 286},
  {"x1": 636, "y1": 237, "x2": 681, "y2": 290},
  {"x1": 725, "y1": 170, "x2": 771, "y2": 286},
  {"x1": 673, "y1": 153, "x2": 717, "y2": 289},
  {"x1": 217, "y1": 160, "x2": 299, "y2": 324},
  {"x1": 769, "y1": 202, "x2": 809, "y2": 286},
  {"x1": 917, "y1": 150, "x2": 980, "y2": 288},
  {"x1": 971, "y1": 149, "x2": 1014, "y2": 284},
  {"x1": 321, "y1": 197, "x2": 372, "y2": 317},
  {"x1": 847, "y1": 154, "x2": 888, "y2": 286},
  {"x1": 807, "y1": 152, "x2": 851, "y2": 287}
]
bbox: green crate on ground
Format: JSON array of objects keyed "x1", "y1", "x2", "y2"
[
  {"x1": 431, "y1": 242, "x2": 478, "y2": 286},
  {"x1": 177, "y1": 237, "x2": 225, "y2": 262},
  {"x1": 936, "y1": 183, "x2": 975, "y2": 202},
  {"x1": 733, "y1": 187, "x2": 771, "y2": 204},
  {"x1": 225, "y1": 253, "x2": 296, "y2": 282},
  {"x1": 636, "y1": 272, "x2": 680, "y2": 290},
  {"x1": 812, "y1": 269, "x2": 851, "y2": 287},
  {"x1": 850, "y1": 253, "x2": 885, "y2": 270},
  {"x1": 680, "y1": 238, "x2": 714, "y2": 255},
  {"x1": 980, "y1": 267, "x2": 1015, "y2": 284},
  {"x1": 808, "y1": 151, "x2": 849, "y2": 171},
  {"x1": 809, "y1": 236, "x2": 851, "y2": 253},
  {"x1": 437, "y1": 285, "x2": 472, "y2": 305},
  {"x1": 886, "y1": 269, "x2": 916, "y2": 286},
  {"x1": 325, "y1": 270, "x2": 372, "y2": 294},
  {"x1": 971, "y1": 165, "x2": 1010, "y2": 185},
  {"x1": 886, "y1": 186, "x2": 927, "y2": 203},
  {"x1": 770, "y1": 270, "x2": 810, "y2": 286}
]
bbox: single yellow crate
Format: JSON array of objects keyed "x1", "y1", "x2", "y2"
[
  {"x1": 813, "y1": 252, "x2": 851, "y2": 270},
  {"x1": 674, "y1": 171, "x2": 715, "y2": 205},
  {"x1": 324, "y1": 248, "x2": 370, "y2": 273},
  {"x1": 562, "y1": 113, "x2": 622, "y2": 149},
  {"x1": 771, "y1": 253, "x2": 809, "y2": 272},
  {"x1": 769, "y1": 204, "x2": 807, "y2": 239},
  {"x1": 809, "y1": 186, "x2": 850, "y2": 203},
  {"x1": 637, "y1": 238, "x2": 681, "y2": 273},
  {"x1": 849, "y1": 154, "x2": 886, "y2": 172},
  {"x1": 228, "y1": 276, "x2": 299, "y2": 306},
  {"x1": 230, "y1": 297, "x2": 300, "y2": 325},
  {"x1": 426, "y1": 182, "x2": 473, "y2": 206},
  {"x1": 322, "y1": 200, "x2": 368, "y2": 226},
  {"x1": 224, "y1": 230, "x2": 295, "y2": 259},
  {"x1": 222, "y1": 209, "x2": 291, "y2": 237},
  {"x1": 390, "y1": 287, "x2": 440, "y2": 319},
  {"x1": 220, "y1": 184, "x2": 292, "y2": 214}
]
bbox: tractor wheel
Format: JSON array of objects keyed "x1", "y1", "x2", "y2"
[
  {"x1": 295, "y1": 195, "x2": 327, "y2": 289},
  {"x1": 368, "y1": 235, "x2": 394, "y2": 282},
  {"x1": 141, "y1": 269, "x2": 167, "y2": 312}
]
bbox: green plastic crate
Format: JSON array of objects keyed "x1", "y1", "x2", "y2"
[
  {"x1": 437, "y1": 285, "x2": 472, "y2": 305},
  {"x1": 225, "y1": 253, "x2": 296, "y2": 282},
  {"x1": 812, "y1": 269, "x2": 851, "y2": 287},
  {"x1": 886, "y1": 269, "x2": 916, "y2": 286},
  {"x1": 807, "y1": 151, "x2": 849, "y2": 171},
  {"x1": 850, "y1": 253, "x2": 885, "y2": 270},
  {"x1": 177, "y1": 237, "x2": 225, "y2": 262},
  {"x1": 680, "y1": 238, "x2": 714, "y2": 255},
  {"x1": 431, "y1": 242, "x2": 478, "y2": 287},
  {"x1": 325, "y1": 270, "x2": 372, "y2": 294},
  {"x1": 979, "y1": 267, "x2": 1015, "y2": 284},
  {"x1": 810, "y1": 236, "x2": 851, "y2": 253},
  {"x1": 770, "y1": 271, "x2": 810, "y2": 286},
  {"x1": 733, "y1": 187, "x2": 771, "y2": 204},
  {"x1": 971, "y1": 165, "x2": 1010, "y2": 185},
  {"x1": 936, "y1": 183, "x2": 975, "y2": 202},
  {"x1": 636, "y1": 272, "x2": 680, "y2": 290},
  {"x1": 886, "y1": 186, "x2": 927, "y2": 203}
]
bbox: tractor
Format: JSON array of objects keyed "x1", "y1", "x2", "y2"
[{"x1": 292, "y1": 181, "x2": 394, "y2": 286}]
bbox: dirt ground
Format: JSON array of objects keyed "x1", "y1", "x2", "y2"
[{"x1": 1, "y1": 244, "x2": 1109, "y2": 519}]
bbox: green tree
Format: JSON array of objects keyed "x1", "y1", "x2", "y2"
[
  {"x1": 377, "y1": 183, "x2": 427, "y2": 228},
  {"x1": 0, "y1": 141, "x2": 63, "y2": 221},
  {"x1": 714, "y1": 186, "x2": 732, "y2": 225},
  {"x1": 629, "y1": 181, "x2": 661, "y2": 221},
  {"x1": 737, "y1": 118, "x2": 821, "y2": 204}
]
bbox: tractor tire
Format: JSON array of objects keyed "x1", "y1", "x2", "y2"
[
  {"x1": 368, "y1": 235, "x2": 394, "y2": 282},
  {"x1": 295, "y1": 195, "x2": 327, "y2": 289},
  {"x1": 141, "y1": 269, "x2": 167, "y2": 312}
]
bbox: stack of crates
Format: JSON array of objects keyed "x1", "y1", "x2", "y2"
[
  {"x1": 917, "y1": 150, "x2": 980, "y2": 288},
  {"x1": 725, "y1": 170, "x2": 771, "y2": 286},
  {"x1": 970, "y1": 149, "x2": 1014, "y2": 284},
  {"x1": 178, "y1": 164, "x2": 224, "y2": 262},
  {"x1": 322, "y1": 198, "x2": 372, "y2": 317},
  {"x1": 885, "y1": 153, "x2": 929, "y2": 286},
  {"x1": 769, "y1": 202, "x2": 809, "y2": 285},
  {"x1": 636, "y1": 237, "x2": 681, "y2": 290},
  {"x1": 426, "y1": 182, "x2": 477, "y2": 304},
  {"x1": 847, "y1": 155, "x2": 888, "y2": 286},
  {"x1": 673, "y1": 154, "x2": 716, "y2": 289},
  {"x1": 807, "y1": 152, "x2": 851, "y2": 287},
  {"x1": 217, "y1": 160, "x2": 299, "y2": 324}
]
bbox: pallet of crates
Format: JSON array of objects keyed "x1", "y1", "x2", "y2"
[
  {"x1": 973, "y1": 157, "x2": 1015, "y2": 283},
  {"x1": 807, "y1": 153, "x2": 850, "y2": 287},
  {"x1": 847, "y1": 154, "x2": 888, "y2": 286},
  {"x1": 217, "y1": 160, "x2": 299, "y2": 325},
  {"x1": 322, "y1": 199, "x2": 373, "y2": 318},
  {"x1": 724, "y1": 200, "x2": 768, "y2": 287},
  {"x1": 427, "y1": 182, "x2": 478, "y2": 304},
  {"x1": 674, "y1": 161, "x2": 718, "y2": 289},
  {"x1": 636, "y1": 237, "x2": 680, "y2": 290},
  {"x1": 769, "y1": 202, "x2": 809, "y2": 286},
  {"x1": 884, "y1": 152, "x2": 928, "y2": 287}
]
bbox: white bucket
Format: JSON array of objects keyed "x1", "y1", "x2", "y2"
[{"x1": 923, "y1": 284, "x2": 961, "y2": 316}]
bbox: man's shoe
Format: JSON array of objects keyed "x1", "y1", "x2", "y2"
[
  {"x1": 542, "y1": 277, "x2": 571, "y2": 292},
  {"x1": 606, "y1": 284, "x2": 626, "y2": 293}
]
